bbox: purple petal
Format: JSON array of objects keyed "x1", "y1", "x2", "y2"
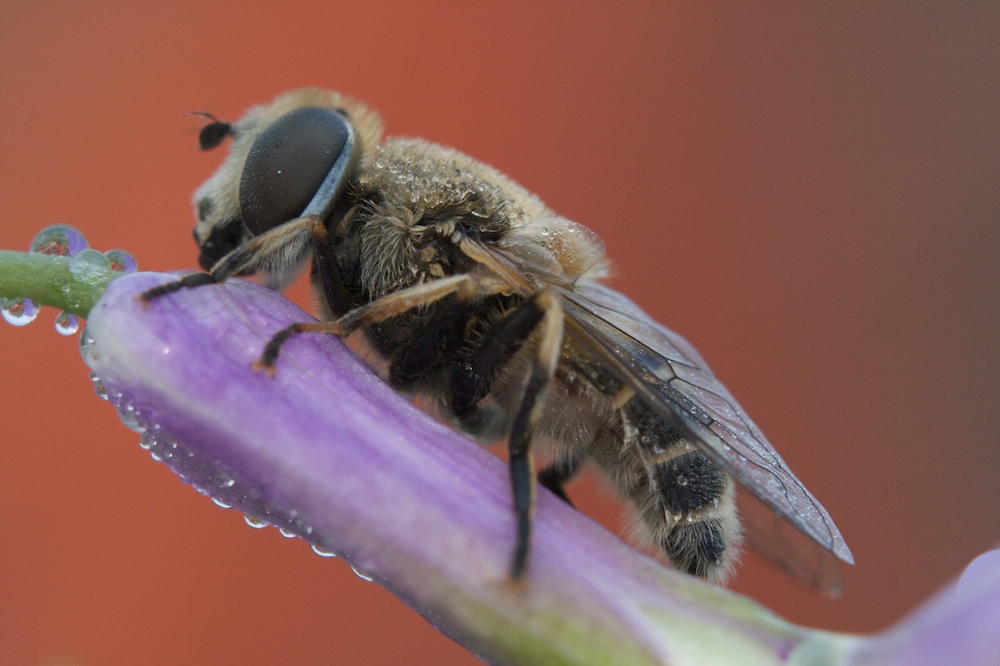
[{"x1": 83, "y1": 272, "x2": 853, "y2": 664}]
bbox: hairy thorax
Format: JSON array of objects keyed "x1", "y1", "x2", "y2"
[{"x1": 349, "y1": 138, "x2": 552, "y2": 301}]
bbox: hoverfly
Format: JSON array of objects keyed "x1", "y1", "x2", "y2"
[{"x1": 144, "y1": 89, "x2": 853, "y2": 591}]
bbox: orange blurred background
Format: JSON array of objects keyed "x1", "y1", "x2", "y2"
[{"x1": 2, "y1": 2, "x2": 998, "y2": 664}]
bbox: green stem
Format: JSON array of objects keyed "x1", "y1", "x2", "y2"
[{"x1": 0, "y1": 250, "x2": 113, "y2": 318}]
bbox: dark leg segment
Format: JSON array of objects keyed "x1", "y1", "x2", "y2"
[
  {"x1": 453, "y1": 291, "x2": 563, "y2": 580},
  {"x1": 311, "y1": 210, "x2": 353, "y2": 317},
  {"x1": 140, "y1": 272, "x2": 218, "y2": 303},
  {"x1": 537, "y1": 454, "x2": 584, "y2": 506},
  {"x1": 451, "y1": 296, "x2": 547, "y2": 424}
]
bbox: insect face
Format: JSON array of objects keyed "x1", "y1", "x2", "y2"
[{"x1": 190, "y1": 89, "x2": 383, "y2": 282}]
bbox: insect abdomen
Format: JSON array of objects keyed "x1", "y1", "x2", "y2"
[{"x1": 620, "y1": 398, "x2": 741, "y2": 581}]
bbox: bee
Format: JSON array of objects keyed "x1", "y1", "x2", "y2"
[{"x1": 144, "y1": 89, "x2": 853, "y2": 591}]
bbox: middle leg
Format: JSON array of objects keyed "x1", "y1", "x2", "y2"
[{"x1": 449, "y1": 290, "x2": 564, "y2": 579}]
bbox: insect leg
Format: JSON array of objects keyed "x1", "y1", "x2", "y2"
[
  {"x1": 508, "y1": 291, "x2": 563, "y2": 578},
  {"x1": 255, "y1": 274, "x2": 478, "y2": 371},
  {"x1": 537, "y1": 454, "x2": 584, "y2": 506},
  {"x1": 140, "y1": 215, "x2": 323, "y2": 303},
  {"x1": 450, "y1": 290, "x2": 564, "y2": 578},
  {"x1": 139, "y1": 271, "x2": 220, "y2": 301}
]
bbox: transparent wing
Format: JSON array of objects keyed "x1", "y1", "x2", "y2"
[{"x1": 559, "y1": 283, "x2": 854, "y2": 573}]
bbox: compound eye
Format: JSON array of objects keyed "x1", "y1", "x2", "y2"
[{"x1": 239, "y1": 106, "x2": 349, "y2": 235}]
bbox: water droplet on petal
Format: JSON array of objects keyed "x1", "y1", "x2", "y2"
[
  {"x1": 88, "y1": 370, "x2": 109, "y2": 398},
  {"x1": 78, "y1": 325, "x2": 95, "y2": 359},
  {"x1": 351, "y1": 566, "x2": 374, "y2": 582},
  {"x1": 244, "y1": 514, "x2": 268, "y2": 529},
  {"x1": 1, "y1": 297, "x2": 39, "y2": 326},
  {"x1": 104, "y1": 249, "x2": 138, "y2": 274},
  {"x1": 211, "y1": 497, "x2": 233, "y2": 509},
  {"x1": 311, "y1": 544, "x2": 337, "y2": 558},
  {"x1": 54, "y1": 311, "x2": 80, "y2": 335},
  {"x1": 30, "y1": 224, "x2": 88, "y2": 256},
  {"x1": 278, "y1": 528, "x2": 296, "y2": 539},
  {"x1": 215, "y1": 471, "x2": 236, "y2": 489},
  {"x1": 116, "y1": 403, "x2": 146, "y2": 433}
]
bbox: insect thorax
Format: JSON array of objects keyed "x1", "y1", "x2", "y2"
[{"x1": 344, "y1": 138, "x2": 551, "y2": 301}]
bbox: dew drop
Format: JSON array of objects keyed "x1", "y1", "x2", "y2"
[
  {"x1": 116, "y1": 403, "x2": 147, "y2": 433},
  {"x1": 78, "y1": 325, "x2": 95, "y2": 361},
  {"x1": 107, "y1": 389, "x2": 123, "y2": 407},
  {"x1": 311, "y1": 543, "x2": 337, "y2": 558},
  {"x1": 30, "y1": 224, "x2": 88, "y2": 256},
  {"x1": 1, "y1": 297, "x2": 39, "y2": 326},
  {"x1": 211, "y1": 497, "x2": 233, "y2": 509},
  {"x1": 68, "y1": 249, "x2": 113, "y2": 283},
  {"x1": 104, "y1": 249, "x2": 138, "y2": 274},
  {"x1": 677, "y1": 475, "x2": 689, "y2": 487},
  {"x1": 54, "y1": 311, "x2": 80, "y2": 335},
  {"x1": 351, "y1": 566, "x2": 374, "y2": 582},
  {"x1": 215, "y1": 472, "x2": 236, "y2": 489},
  {"x1": 138, "y1": 435, "x2": 152, "y2": 450},
  {"x1": 88, "y1": 371, "x2": 109, "y2": 400},
  {"x1": 278, "y1": 527, "x2": 296, "y2": 539},
  {"x1": 244, "y1": 514, "x2": 268, "y2": 529}
]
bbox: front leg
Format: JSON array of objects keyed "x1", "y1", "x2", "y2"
[{"x1": 139, "y1": 215, "x2": 326, "y2": 303}]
